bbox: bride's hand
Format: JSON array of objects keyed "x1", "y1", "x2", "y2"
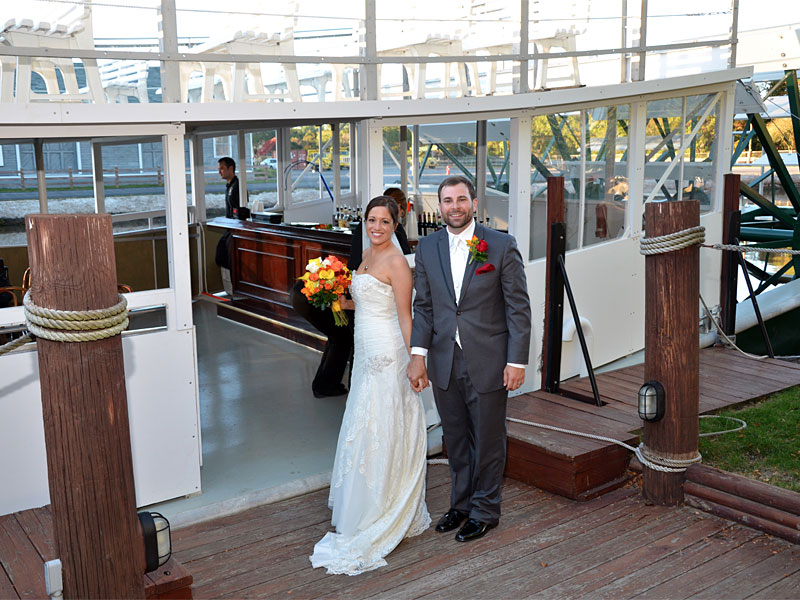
[{"x1": 337, "y1": 295, "x2": 355, "y2": 311}]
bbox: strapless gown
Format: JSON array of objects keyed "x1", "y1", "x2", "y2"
[{"x1": 310, "y1": 273, "x2": 430, "y2": 575}]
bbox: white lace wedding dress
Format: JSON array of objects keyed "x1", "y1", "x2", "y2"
[{"x1": 310, "y1": 273, "x2": 430, "y2": 575}]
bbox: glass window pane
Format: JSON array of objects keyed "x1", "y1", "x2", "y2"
[
  {"x1": 529, "y1": 111, "x2": 581, "y2": 260},
  {"x1": 684, "y1": 94, "x2": 717, "y2": 214},
  {"x1": 583, "y1": 106, "x2": 629, "y2": 247}
]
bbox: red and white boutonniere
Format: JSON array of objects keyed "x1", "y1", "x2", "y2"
[
  {"x1": 466, "y1": 235, "x2": 488, "y2": 264},
  {"x1": 476, "y1": 263, "x2": 495, "y2": 275}
]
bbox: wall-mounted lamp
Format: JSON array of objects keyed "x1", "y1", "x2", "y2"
[
  {"x1": 138, "y1": 511, "x2": 171, "y2": 573},
  {"x1": 638, "y1": 381, "x2": 665, "y2": 422}
]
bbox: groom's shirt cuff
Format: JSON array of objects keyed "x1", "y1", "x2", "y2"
[
  {"x1": 411, "y1": 347, "x2": 428, "y2": 357},
  {"x1": 507, "y1": 363, "x2": 526, "y2": 369}
]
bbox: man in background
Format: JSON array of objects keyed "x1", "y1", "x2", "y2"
[
  {"x1": 215, "y1": 157, "x2": 240, "y2": 295},
  {"x1": 218, "y1": 156, "x2": 240, "y2": 219}
]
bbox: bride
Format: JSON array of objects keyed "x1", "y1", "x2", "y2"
[{"x1": 310, "y1": 196, "x2": 430, "y2": 575}]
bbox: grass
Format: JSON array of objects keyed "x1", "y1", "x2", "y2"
[{"x1": 698, "y1": 386, "x2": 800, "y2": 493}]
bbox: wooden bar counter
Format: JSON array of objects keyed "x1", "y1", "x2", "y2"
[{"x1": 207, "y1": 217, "x2": 353, "y2": 348}]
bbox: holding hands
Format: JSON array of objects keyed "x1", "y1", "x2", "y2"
[{"x1": 406, "y1": 355, "x2": 429, "y2": 392}]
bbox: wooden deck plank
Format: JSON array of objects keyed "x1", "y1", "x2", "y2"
[
  {"x1": 526, "y1": 516, "x2": 730, "y2": 599},
  {"x1": 199, "y1": 479, "x2": 553, "y2": 599},
  {"x1": 748, "y1": 569, "x2": 800, "y2": 599},
  {"x1": 694, "y1": 545, "x2": 800, "y2": 599},
  {"x1": 633, "y1": 533, "x2": 780, "y2": 599},
  {"x1": 299, "y1": 490, "x2": 639, "y2": 600},
  {"x1": 699, "y1": 352, "x2": 800, "y2": 387},
  {"x1": 439, "y1": 507, "x2": 689, "y2": 599},
  {"x1": 243, "y1": 483, "x2": 561, "y2": 599},
  {"x1": 0, "y1": 514, "x2": 47, "y2": 599},
  {"x1": 183, "y1": 475, "x2": 543, "y2": 596},
  {"x1": 0, "y1": 564, "x2": 18, "y2": 600},
  {"x1": 605, "y1": 368, "x2": 737, "y2": 408},
  {"x1": 511, "y1": 394, "x2": 635, "y2": 437},
  {"x1": 381, "y1": 491, "x2": 654, "y2": 600},
  {"x1": 12, "y1": 509, "x2": 55, "y2": 563},
  {"x1": 587, "y1": 524, "x2": 761, "y2": 599},
  {"x1": 527, "y1": 390, "x2": 642, "y2": 428}
]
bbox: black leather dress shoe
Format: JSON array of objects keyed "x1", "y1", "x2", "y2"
[
  {"x1": 455, "y1": 518, "x2": 496, "y2": 542},
  {"x1": 435, "y1": 509, "x2": 469, "y2": 533}
]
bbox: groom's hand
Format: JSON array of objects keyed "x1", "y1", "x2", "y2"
[
  {"x1": 504, "y1": 365, "x2": 525, "y2": 391},
  {"x1": 407, "y1": 355, "x2": 429, "y2": 392}
]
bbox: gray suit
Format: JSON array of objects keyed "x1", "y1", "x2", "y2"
[{"x1": 411, "y1": 223, "x2": 531, "y2": 524}]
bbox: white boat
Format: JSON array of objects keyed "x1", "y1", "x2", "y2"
[{"x1": 0, "y1": 0, "x2": 797, "y2": 520}]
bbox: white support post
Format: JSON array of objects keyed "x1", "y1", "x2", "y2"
[
  {"x1": 413, "y1": 124, "x2": 421, "y2": 213},
  {"x1": 476, "y1": 121, "x2": 488, "y2": 223},
  {"x1": 578, "y1": 111, "x2": 587, "y2": 247},
  {"x1": 158, "y1": 0, "x2": 181, "y2": 103},
  {"x1": 518, "y1": 0, "x2": 529, "y2": 94},
  {"x1": 33, "y1": 139, "x2": 47, "y2": 214},
  {"x1": 357, "y1": 119, "x2": 384, "y2": 250},
  {"x1": 358, "y1": 119, "x2": 384, "y2": 207},
  {"x1": 361, "y1": 0, "x2": 378, "y2": 101},
  {"x1": 163, "y1": 126, "x2": 194, "y2": 331},
  {"x1": 714, "y1": 85, "x2": 737, "y2": 213},
  {"x1": 508, "y1": 115, "x2": 531, "y2": 260},
  {"x1": 628, "y1": 100, "x2": 647, "y2": 236},
  {"x1": 277, "y1": 126, "x2": 292, "y2": 211},
  {"x1": 237, "y1": 130, "x2": 248, "y2": 207},
  {"x1": 190, "y1": 136, "x2": 206, "y2": 222},
  {"x1": 332, "y1": 123, "x2": 341, "y2": 206},
  {"x1": 729, "y1": 0, "x2": 739, "y2": 68},
  {"x1": 91, "y1": 142, "x2": 105, "y2": 214},
  {"x1": 620, "y1": 0, "x2": 629, "y2": 82},
  {"x1": 400, "y1": 126, "x2": 408, "y2": 196},
  {"x1": 634, "y1": 0, "x2": 648, "y2": 81}
]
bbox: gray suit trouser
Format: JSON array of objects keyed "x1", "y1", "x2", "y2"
[{"x1": 433, "y1": 344, "x2": 508, "y2": 525}]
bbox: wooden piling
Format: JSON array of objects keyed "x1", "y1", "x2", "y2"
[
  {"x1": 642, "y1": 201, "x2": 700, "y2": 506},
  {"x1": 720, "y1": 173, "x2": 740, "y2": 336},
  {"x1": 26, "y1": 214, "x2": 145, "y2": 599},
  {"x1": 542, "y1": 176, "x2": 565, "y2": 392}
]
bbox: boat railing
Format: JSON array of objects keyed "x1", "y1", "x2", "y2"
[{"x1": 0, "y1": 2, "x2": 744, "y2": 105}]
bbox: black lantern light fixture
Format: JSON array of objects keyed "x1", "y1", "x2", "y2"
[
  {"x1": 638, "y1": 380, "x2": 665, "y2": 422},
  {"x1": 138, "y1": 511, "x2": 171, "y2": 573}
]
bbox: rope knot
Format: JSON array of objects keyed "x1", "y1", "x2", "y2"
[
  {"x1": 23, "y1": 291, "x2": 129, "y2": 343},
  {"x1": 640, "y1": 225, "x2": 705, "y2": 256}
]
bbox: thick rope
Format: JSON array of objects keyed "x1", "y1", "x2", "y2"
[
  {"x1": 23, "y1": 292, "x2": 129, "y2": 343},
  {"x1": 639, "y1": 225, "x2": 706, "y2": 255},
  {"x1": 0, "y1": 292, "x2": 129, "y2": 354},
  {"x1": 427, "y1": 417, "x2": 701, "y2": 472},
  {"x1": 704, "y1": 243, "x2": 800, "y2": 255},
  {"x1": 699, "y1": 415, "x2": 747, "y2": 437},
  {"x1": 0, "y1": 333, "x2": 34, "y2": 356},
  {"x1": 698, "y1": 293, "x2": 769, "y2": 361}
]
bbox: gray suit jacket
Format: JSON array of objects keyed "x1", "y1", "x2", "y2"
[{"x1": 411, "y1": 223, "x2": 532, "y2": 393}]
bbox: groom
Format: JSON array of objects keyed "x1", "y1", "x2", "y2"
[{"x1": 407, "y1": 176, "x2": 531, "y2": 542}]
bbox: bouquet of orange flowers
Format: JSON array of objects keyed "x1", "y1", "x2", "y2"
[{"x1": 299, "y1": 255, "x2": 352, "y2": 326}]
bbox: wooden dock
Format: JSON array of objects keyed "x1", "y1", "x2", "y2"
[
  {"x1": 505, "y1": 347, "x2": 800, "y2": 500},
  {"x1": 4, "y1": 464, "x2": 798, "y2": 599}
]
